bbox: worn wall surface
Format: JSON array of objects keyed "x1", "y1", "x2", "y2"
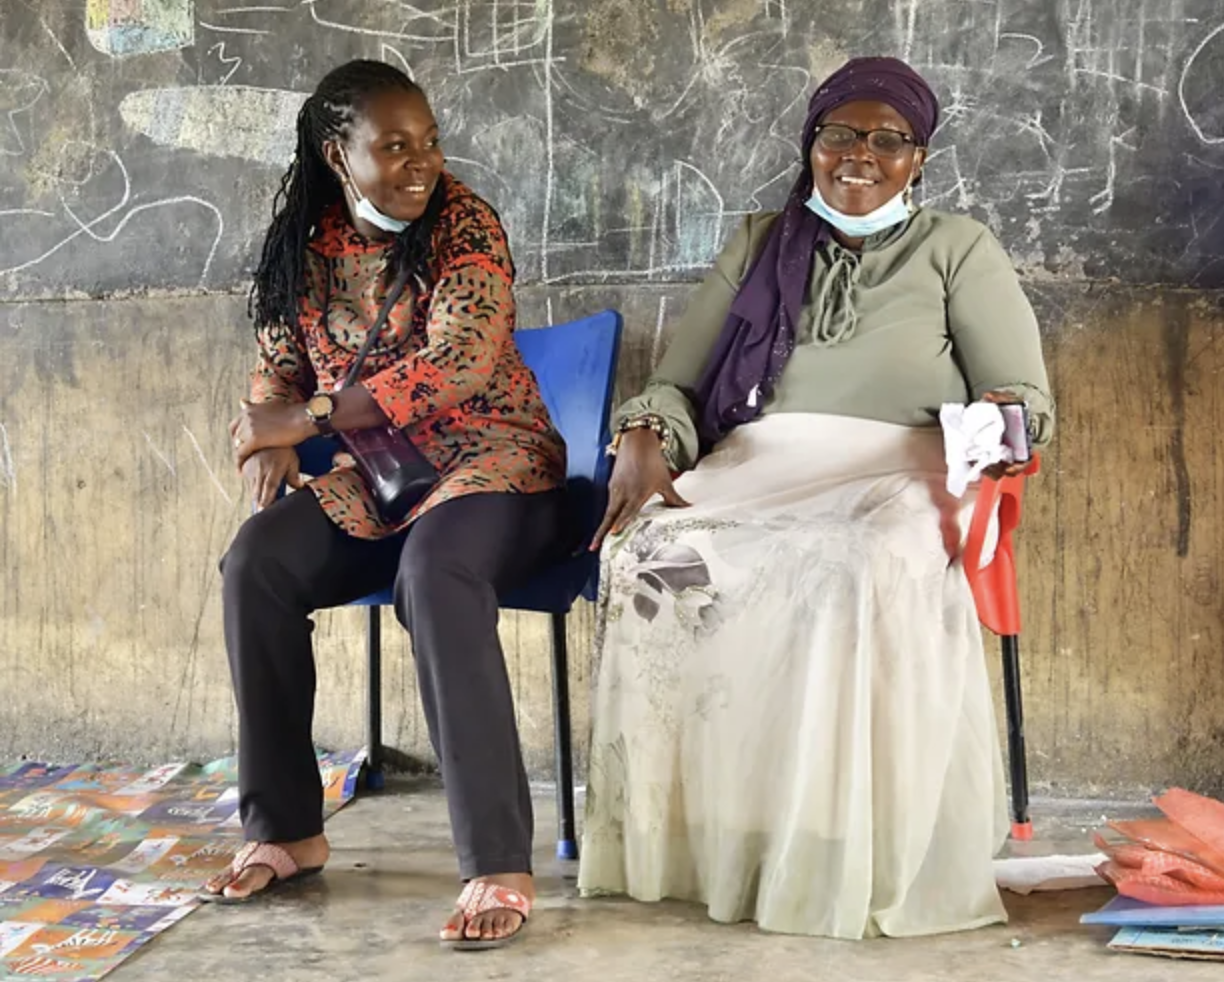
[{"x1": 3, "y1": 283, "x2": 1224, "y2": 795}]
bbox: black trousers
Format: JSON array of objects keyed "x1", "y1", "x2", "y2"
[{"x1": 219, "y1": 487, "x2": 568, "y2": 879}]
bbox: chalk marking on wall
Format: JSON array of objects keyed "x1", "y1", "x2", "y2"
[
  {"x1": 997, "y1": 32, "x2": 1051, "y2": 70},
  {"x1": 1134, "y1": 0, "x2": 1149, "y2": 99},
  {"x1": 897, "y1": 0, "x2": 919, "y2": 62},
  {"x1": 544, "y1": 262, "x2": 713, "y2": 285},
  {"x1": 917, "y1": 145, "x2": 974, "y2": 212},
  {"x1": 0, "y1": 208, "x2": 56, "y2": 220},
  {"x1": 0, "y1": 422, "x2": 15, "y2": 494},
  {"x1": 1015, "y1": 110, "x2": 1058, "y2": 159},
  {"x1": 120, "y1": 86, "x2": 307, "y2": 167},
  {"x1": 28, "y1": 0, "x2": 1208, "y2": 290},
  {"x1": 208, "y1": 43, "x2": 244, "y2": 85},
  {"x1": 1089, "y1": 129, "x2": 1136, "y2": 215},
  {"x1": 533, "y1": 17, "x2": 809, "y2": 279},
  {"x1": 86, "y1": 0, "x2": 195, "y2": 58},
  {"x1": 1179, "y1": 21, "x2": 1224, "y2": 144},
  {"x1": 672, "y1": 159, "x2": 726, "y2": 267},
  {"x1": 381, "y1": 0, "x2": 455, "y2": 29},
  {"x1": 1180, "y1": 205, "x2": 1224, "y2": 261},
  {"x1": 381, "y1": 45, "x2": 415, "y2": 78},
  {"x1": 450, "y1": 0, "x2": 562, "y2": 76},
  {"x1": 650, "y1": 296, "x2": 669, "y2": 369},
  {"x1": 0, "y1": 148, "x2": 223, "y2": 288},
  {"x1": 0, "y1": 70, "x2": 50, "y2": 157},
  {"x1": 762, "y1": 0, "x2": 788, "y2": 25},
  {"x1": 551, "y1": 70, "x2": 635, "y2": 125},
  {"x1": 301, "y1": 0, "x2": 454, "y2": 43},
  {"x1": 1184, "y1": 150, "x2": 1224, "y2": 172},
  {"x1": 60, "y1": 192, "x2": 225, "y2": 285},
  {"x1": 539, "y1": 0, "x2": 555, "y2": 280},
  {"x1": 646, "y1": 177, "x2": 663, "y2": 276},
  {"x1": 461, "y1": 0, "x2": 548, "y2": 62},
  {"x1": 545, "y1": 296, "x2": 554, "y2": 326},
  {"x1": 143, "y1": 433, "x2": 177, "y2": 477},
  {"x1": 651, "y1": 69, "x2": 707, "y2": 125},
  {"x1": 183, "y1": 426, "x2": 234, "y2": 506},
  {"x1": 38, "y1": 18, "x2": 78, "y2": 70},
  {"x1": 198, "y1": 20, "x2": 271, "y2": 36},
  {"x1": 1152, "y1": 0, "x2": 1187, "y2": 113},
  {"x1": 1074, "y1": 68, "x2": 1168, "y2": 96}
]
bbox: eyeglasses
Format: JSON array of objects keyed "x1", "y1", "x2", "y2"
[{"x1": 812, "y1": 124, "x2": 918, "y2": 159}]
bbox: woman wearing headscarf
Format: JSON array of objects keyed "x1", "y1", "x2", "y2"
[{"x1": 578, "y1": 57, "x2": 1054, "y2": 938}]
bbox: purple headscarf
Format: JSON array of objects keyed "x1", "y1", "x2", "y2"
[{"x1": 692, "y1": 57, "x2": 940, "y2": 447}]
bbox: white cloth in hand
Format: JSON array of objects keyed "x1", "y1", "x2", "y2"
[{"x1": 940, "y1": 402, "x2": 1012, "y2": 498}]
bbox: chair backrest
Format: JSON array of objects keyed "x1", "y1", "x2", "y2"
[
  {"x1": 963, "y1": 456, "x2": 1040, "y2": 637},
  {"x1": 514, "y1": 310, "x2": 623, "y2": 549}
]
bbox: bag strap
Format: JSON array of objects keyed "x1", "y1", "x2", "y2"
[{"x1": 332, "y1": 260, "x2": 415, "y2": 390}]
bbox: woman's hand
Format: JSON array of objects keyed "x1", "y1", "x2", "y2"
[
  {"x1": 230, "y1": 399, "x2": 313, "y2": 468},
  {"x1": 979, "y1": 390, "x2": 1029, "y2": 479},
  {"x1": 590, "y1": 428, "x2": 690, "y2": 551},
  {"x1": 241, "y1": 447, "x2": 303, "y2": 511}
]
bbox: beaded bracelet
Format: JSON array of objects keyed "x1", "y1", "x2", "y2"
[{"x1": 605, "y1": 414, "x2": 671, "y2": 457}]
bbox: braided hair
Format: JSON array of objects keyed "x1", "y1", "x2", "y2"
[{"x1": 249, "y1": 59, "x2": 446, "y2": 331}]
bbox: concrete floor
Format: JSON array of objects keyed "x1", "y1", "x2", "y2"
[{"x1": 115, "y1": 778, "x2": 1216, "y2": 982}]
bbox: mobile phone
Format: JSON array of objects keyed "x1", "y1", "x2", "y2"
[{"x1": 998, "y1": 403, "x2": 1031, "y2": 463}]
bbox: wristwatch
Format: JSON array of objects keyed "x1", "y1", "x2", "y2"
[{"x1": 304, "y1": 393, "x2": 336, "y2": 436}]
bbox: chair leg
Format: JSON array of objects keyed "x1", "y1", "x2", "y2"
[
  {"x1": 1001, "y1": 634, "x2": 1031, "y2": 840},
  {"x1": 366, "y1": 605, "x2": 385, "y2": 792},
  {"x1": 550, "y1": 612, "x2": 578, "y2": 860}
]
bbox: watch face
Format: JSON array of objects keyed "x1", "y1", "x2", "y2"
[{"x1": 307, "y1": 394, "x2": 333, "y2": 419}]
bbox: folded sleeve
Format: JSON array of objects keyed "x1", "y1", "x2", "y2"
[
  {"x1": 946, "y1": 227, "x2": 1056, "y2": 447},
  {"x1": 249, "y1": 319, "x2": 314, "y2": 404}
]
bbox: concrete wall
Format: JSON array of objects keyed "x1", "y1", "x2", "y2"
[{"x1": 3, "y1": 282, "x2": 1223, "y2": 796}]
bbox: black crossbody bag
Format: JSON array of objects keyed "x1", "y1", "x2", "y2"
[{"x1": 326, "y1": 260, "x2": 439, "y2": 524}]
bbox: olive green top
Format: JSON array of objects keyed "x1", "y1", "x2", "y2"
[{"x1": 618, "y1": 207, "x2": 1055, "y2": 471}]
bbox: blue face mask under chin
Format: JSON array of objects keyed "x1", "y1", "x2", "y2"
[
  {"x1": 805, "y1": 182, "x2": 913, "y2": 239},
  {"x1": 341, "y1": 151, "x2": 412, "y2": 235},
  {"x1": 353, "y1": 194, "x2": 410, "y2": 235}
]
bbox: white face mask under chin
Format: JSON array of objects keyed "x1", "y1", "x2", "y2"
[
  {"x1": 353, "y1": 193, "x2": 410, "y2": 235},
  {"x1": 805, "y1": 181, "x2": 914, "y2": 239},
  {"x1": 340, "y1": 152, "x2": 411, "y2": 235}
]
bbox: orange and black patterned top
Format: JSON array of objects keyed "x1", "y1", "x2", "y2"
[{"x1": 249, "y1": 173, "x2": 566, "y2": 540}]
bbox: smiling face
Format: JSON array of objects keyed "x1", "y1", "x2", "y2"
[
  {"x1": 324, "y1": 86, "x2": 444, "y2": 237},
  {"x1": 809, "y1": 99, "x2": 926, "y2": 217}
]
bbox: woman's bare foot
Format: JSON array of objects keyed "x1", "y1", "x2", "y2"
[
  {"x1": 204, "y1": 834, "x2": 330, "y2": 900},
  {"x1": 439, "y1": 872, "x2": 534, "y2": 943}
]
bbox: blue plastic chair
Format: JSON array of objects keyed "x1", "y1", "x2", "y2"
[{"x1": 295, "y1": 310, "x2": 622, "y2": 860}]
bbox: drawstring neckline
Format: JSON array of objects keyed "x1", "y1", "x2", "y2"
[{"x1": 811, "y1": 245, "x2": 861, "y2": 345}]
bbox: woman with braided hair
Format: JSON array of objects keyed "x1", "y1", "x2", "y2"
[{"x1": 205, "y1": 60, "x2": 565, "y2": 950}]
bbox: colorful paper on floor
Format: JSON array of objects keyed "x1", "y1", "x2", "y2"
[{"x1": 0, "y1": 750, "x2": 364, "y2": 981}]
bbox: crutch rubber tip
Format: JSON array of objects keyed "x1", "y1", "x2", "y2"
[{"x1": 1010, "y1": 821, "x2": 1033, "y2": 841}]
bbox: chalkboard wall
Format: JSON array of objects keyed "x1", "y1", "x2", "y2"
[{"x1": 4, "y1": 0, "x2": 1224, "y2": 300}]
